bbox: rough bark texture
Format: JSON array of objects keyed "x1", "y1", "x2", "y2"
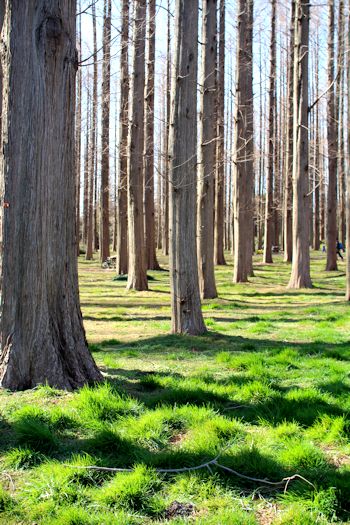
[
  {"x1": 313, "y1": 34, "x2": 320, "y2": 251},
  {"x1": 86, "y1": 2, "x2": 97, "y2": 261},
  {"x1": 162, "y1": 2, "x2": 171, "y2": 256},
  {"x1": 326, "y1": 0, "x2": 337, "y2": 271},
  {"x1": 144, "y1": 0, "x2": 160, "y2": 270},
  {"x1": 75, "y1": 4, "x2": 82, "y2": 255},
  {"x1": 0, "y1": 0, "x2": 102, "y2": 390},
  {"x1": 214, "y1": 0, "x2": 226, "y2": 266},
  {"x1": 127, "y1": 0, "x2": 148, "y2": 291},
  {"x1": 169, "y1": 0, "x2": 206, "y2": 335},
  {"x1": 233, "y1": 0, "x2": 254, "y2": 283},
  {"x1": 287, "y1": 0, "x2": 312, "y2": 289},
  {"x1": 100, "y1": 0, "x2": 111, "y2": 262},
  {"x1": 116, "y1": 0, "x2": 129, "y2": 275},
  {"x1": 283, "y1": 1, "x2": 295, "y2": 262},
  {"x1": 263, "y1": 0, "x2": 276, "y2": 264},
  {"x1": 197, "y1": 0, "x2": 218, "y2": 299},
  {"x1": 346, "y1": 7, "x2": 350, "y2": 300},
  {"x1": 336, "y1": 1, "x2": 345, "y2": 247}
]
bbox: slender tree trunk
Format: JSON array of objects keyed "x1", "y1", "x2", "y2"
[
  {"x1": 116, "y1": 0, "x2": 129, "y2": 275},
  {"x1": 214, "y1": 0, "x2": 226, "y2": 266},
  {"x1": 263, "y1": 0, "x2": 276, "y2": 264},
  {"x1": 326, "y1": 0, "x2": 338, "y2": 271},
  {"x1": 83, "y1": 92, "x2": 90, "y2": 247},
  {"x1": 0, "y1": 0, "x2": 101, "y2": 390},
  {"x1": 127, "y1": 0, "x2": 148, "y2": 290},
  {"x1": 144, "y1": 0, "x2": 160, "y2": 270},
  {"x1": 86, "y1": 2, "x2": 98, "y2": 260},
  {"x1": 233, "y1": 0, "x2": 254, "y2": 282},
  {"x1": 162, "y1": 2, "x2": 171, "y2": 256},
  {"x1": 336, "y1": 1, "x2": 345, "y2": 247},
  {"x1": 169, "y1": 0, "x2": 206, "y2": 335},
  {"x1": 197, "y1": 0, "x2": 218, "y2": 299},
  {"x1": 287, "y1": 0, "x2": 312, "y2": 288},
  {"x1": 100, "y1": 0, "x2": 112, "y2": 262},
  {"x1": 313, "y1": 32, "x2": 320, "y2": 251}
]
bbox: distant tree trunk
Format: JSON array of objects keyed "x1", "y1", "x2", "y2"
[
  {"x1": 144, "y1": 0, "x2": 160, "y2": 270},
  {"x1": 263, "y1": 0, "x2": 276, "y2": 264},
  {"x1": 313, "y1": 31, "x2": 320, "y2": 251},
  {"x1": 127, "y1": 0, "x2": 148, "y2": 291},
  {"x1": 336, "y1": 0, "x2": 345, "y2": 247},
  {"x1": 233, "y1": 0, "x2": 254, "y2": 282},
  {"x1": 83, "y1": 92, "x2": 90, "y2": 246},
  {"x1": 197, "y1": 0, "x2": 218, "y2": 299},
  {"x1": 100, "y1": 0, "x2": 112, "y2": 262},
  {"x1": 76, "y1": 3, "x2": 82, "y2": 255},
  {"x1": 116, "y1": 0, "x2": 129, "y2": 275},
  {"x1": 326, "y1": 0, "x2": 337, "y2": 271},
  {"x1": 0, "y1": 0, "x2": 102, "y2": 390},
  {"x1": 86, "y1": 2, "x2": 98, "y2": 260},
  {"x1": 162, "y1": 2, "x2": 171, "y2": 256},
  {"x1": 283, "y1": 1, "x2": 295, "y2": 262},
  {"x1": 214, "y1": 0, "x2": 226, "y2": 266},
  {"x1": 287, "y1": 0, "x2": 312, "y2": 288},
  {"x1": 169, "y1": 0, "x2": 206, "y2": 335}
]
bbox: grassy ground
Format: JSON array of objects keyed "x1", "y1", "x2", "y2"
[{"x1": 0, "y1": 252, "x2": 350, "y2": 524}]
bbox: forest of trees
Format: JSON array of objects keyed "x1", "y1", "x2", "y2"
[{"x1": 0, "y1": 0, "x2": 349, "y2": 391}]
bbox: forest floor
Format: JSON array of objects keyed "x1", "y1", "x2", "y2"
[{"x1": 0, "y1": 252, "x2": 350, "y2": 524}]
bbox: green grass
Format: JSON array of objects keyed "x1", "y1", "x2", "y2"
[{"x1": 0, "y1": 251, "x2": 349, "y2": 524}]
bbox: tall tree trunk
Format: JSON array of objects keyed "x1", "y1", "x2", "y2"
[
  {"x1": 346, "y1": 5, "x2": 350, "y2": 300},
  {"x1": 326, "y1": 0, "x2": 338, "y2": 271},
  {"x1": 86, "y1": 1, "x2": 98, "y2": 260},
  {"x1": 116, "y1": 0, "x2": 129, "y2": 275},
  {"x1": 336, "y1": 0, "x2": 345, "y2": 247},
  {"x1": 313, "y1": 32, "x2": 320, "y2": 251},
  {"x1": 75, "y1": 2, "x2": 82, "y2": 256},
  {"x1": 144, "y1": 0, "x2": 160, "y2": 270},
  {"x1": 127, "y1": 0, "x2": 148, "y2": 290},
  {"x1": 197, "y1": 0, "x2": 218, "y2": 299},
  {"x1": 263, "y1": 0, "x2": 276, "y2": 264},
  {"x1": 214, "y1": 0, "x2": 226, "y2": 266},
  {"x1": 83, "y1": 91, "x2": 90, "y2": 247},
  {"x1": 169, "y1": 0, "x2": 206, "y2": 335},
  {"x1": 233, "y1": 0, "x2": 254, "y2": 282},
  {"x1": 0, "y1": 0, "x2": 101, "y2": 390},
  {"x1": 287, "y1": 0, "x2": 312, "y2": 288},
  {"x1": 162, "y1": 2, "x2": 171, "y2": 256},
  {"x1": 100, "y1": 0, "x2": 111, "y2": 262}
]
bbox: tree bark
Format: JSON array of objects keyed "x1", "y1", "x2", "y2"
[
  {"x1": 0, "y1": 0, "x2": 102, "y2": 390},
  {"x1": 162, "y1": 1, "x2": 171, "y2": 257},
  {"x1": 313, "y1": 31, "x2": 320, "y2": 251},
  {"x1": 86, "y1": 1, "x2": 98, "y2": 261},
  {"x1": 287, "y1": 0, "x2": 312, "y2": 289},
  {"x1": 116, "y1": 0, "x2": 129, "y2": 275},
  {"x1": 233, "y1": 0, "x2": 254, "y2": 283},
  {"x1": 144, "y1": 0, "x2": 160, "y2": 270},
  {"x1": 346, "y1": 5, "x2": 350, "y2": 300},
  {"x1": 214, "y1": 0, "x2": 226, "y2": 266},
  {"x1": 100, "y1": 0, "x2": 111, "y2": 262},
  {"x1": 197, "y1": 0, "x2": 218, "y2": 299},
  {"x1": 169, "y1": 0, "x2": 206, "y2": 335},
  {"x1": 127, "y1": 0, "x2": 148, "y2": 291},
  {"x1": 325, "y1": 0, "x2": 337, "y2": 271},
  {"x1": 75, "y1": 2, "x2": 82, "y2": 256},
  {"x1": 263, "y1": 0, "x2": 276, "y2": 264}
]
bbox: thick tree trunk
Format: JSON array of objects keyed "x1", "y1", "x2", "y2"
[
  {"x1": 75, "y1": 4, "x2": 82, "y2": 256},
  {"x1": 0, "y1": 0, "x2": 102, "y2": 390},
  {"x1": 144, "y1": 0, "x2": 160, "y2": 270},
  {"x1": 116, "y1": 0, "x2": 129, "y2": 275},
  {"x1": 127, "y1": 0, "x2": 148, "y2": 291},
  {"x1": 169, "y1": 0, "x2": 206, "y2": 335},
  {"x1": 263, "y1": 0, "x2": 276, "y2": 264},
  {"x1": 100, "y1": 0, "x2": 111, "y2": 262},
  {"x1": 326, "y1": 0, "x2": 337, "y2": 271},
  {"x1": 86, "y1": 2, "x2": 98, "y2": 261},
  {"x1": 287, "y1": 0, "x2": 312, "y2": 289},
  {"x1": 214, "y1": 0, "x2": 226, "y2": 266},
  {"x1": 233, "y1": 0, "x2": 254, "y2": 283},
  {"x1": 197, "y1": 0, "x2": 218, "y2": 299},
  {"x1": 283, "y1": 1, "x2": 295, "y2": 262}
]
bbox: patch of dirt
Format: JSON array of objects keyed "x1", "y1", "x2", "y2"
[
  {"x1": 256, "y1": 504, "x2": 279, "y2": 525},
  {"x1": 169, "y1": 432, "x2": 187, "y2": 445},
  {"x1": 165, "y1": 501, "x2": 195, "y2": 519},
  {"x1": 321, "y1": 446, "x2": 350, "y2": 467}
]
